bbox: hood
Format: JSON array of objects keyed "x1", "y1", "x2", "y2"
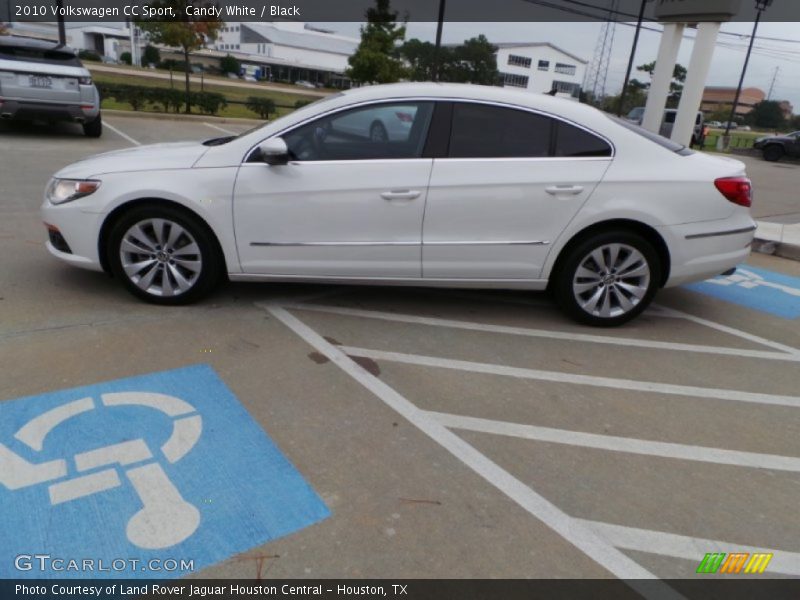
[{"x1": 54, "y1": 141, "x2": 209, "y2": 179}]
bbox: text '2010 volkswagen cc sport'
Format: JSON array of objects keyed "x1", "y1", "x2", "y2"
[{"x1": 42, "y1": 83, "x2": 756, "y2": 326}]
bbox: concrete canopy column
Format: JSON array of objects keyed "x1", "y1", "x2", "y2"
[
  {"x1": 672, "y1": 21, "x2": 721, "y2": 146},
  {"x1": 642, "y1": 22, "x2": 685, "y2": 134}
]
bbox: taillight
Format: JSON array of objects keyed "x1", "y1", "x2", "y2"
[
  {"x1": 78, "y1": 76, "x2": 92, "y2": 85},
  {"x1": 714, "y1": 176, "x2": 752, "y2": 208},
  {"x1": 395, "y1": 111, "x2": 413, "y2": 123}
]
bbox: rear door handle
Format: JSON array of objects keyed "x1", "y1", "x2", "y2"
[
  {"x1": 381, "y1": 190, "x2": 421, "y2": 201},
  {"x1": 545, "y1": 185, "x2": 584, "y2": 196}
]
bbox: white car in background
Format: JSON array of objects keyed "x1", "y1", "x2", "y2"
[{"x1": 41, "y1": 83, "x2": 755, "y2": 326}]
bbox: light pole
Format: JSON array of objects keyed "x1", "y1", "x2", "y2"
[
  {"x1": 432, "y1": 0, "x2": 446, "y2": 81},
  {"x1": 723, "y1": 0, "x2": 772, "y2": 144}
]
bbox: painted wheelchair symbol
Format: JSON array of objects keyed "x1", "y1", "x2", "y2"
[
  {"x1": 0, "y1": 392, "x2": 202, "y2": 550},
  {"x1": 707, "y1": 268, "x2": 800, "y2": 297}
]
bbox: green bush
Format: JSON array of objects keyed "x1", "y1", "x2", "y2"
[
  {"x1": 294, "y1": 99, "x2": 313, "y2": 109},
  {"x1": 150, "y1": 87, "x2": 184, "y2": 113},
  {"x1": 192, "y1": 91, "x2": 227, "y2": 115},
  {"x1": 141, "y1": 45, "x2": 160, "y2": 67},
  {"x1": 246, "y1": 96, "x2": 276, "y2": 119},
  {"x1": 78, "y1": 49, "x2": 101, "y2": 62},
  {"x1": 220, "y1": 54, "x2": 241, "y2": 75},
  {"x1": 119, "y1": 52, "x2": 132, "y2": 65}
]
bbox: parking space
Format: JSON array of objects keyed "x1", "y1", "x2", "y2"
[{"x1": 1, "y1": 115, "x2": 799, "y2": 585}]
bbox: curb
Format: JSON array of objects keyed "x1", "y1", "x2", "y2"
[
  {"x1": 102, "y1": 109, "x2": 265, "y2": 126},
  {"x1": 754, "y1": 220, "x2": 800, "y2": 261}
]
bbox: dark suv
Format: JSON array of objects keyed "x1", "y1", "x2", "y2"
[
  {"x1": 753, "y1": 131, "x2": 800, "y2": 162},
  {"x1": 0, "y1": 36, "x2": 102, "y2": 136}
]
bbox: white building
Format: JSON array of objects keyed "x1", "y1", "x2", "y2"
[
  {"x1": 495, "y1": 42, "x2": 587, "y2": 99},
  {"x1": 4, "y1": 21, "x2": 133, "y2": 58},
  {"x1": 213, "y1": 22, "x2": 358, "y2": 86}
]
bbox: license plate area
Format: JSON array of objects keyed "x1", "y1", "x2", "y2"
[{"x1": 27, "y1": 75, "x2": 53, "y2": 88}]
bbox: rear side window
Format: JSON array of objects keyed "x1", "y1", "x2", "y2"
[
  {"x1": 448, "y1": 103, "x2": 552, "y2": 158},
  {"x1": 554, "y1": 121, "x2": 612, "y2": 157},
  {"x1": 0, "y1": 46, "x2": 82, "y2": 67}
]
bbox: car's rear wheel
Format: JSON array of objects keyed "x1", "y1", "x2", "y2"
[
  {"x1": 83, "y1": 114, "x2": 102, "y2": 138},
  {"x1": 369, "y1": 121, "x2": 388, "y2": 143},
  {"x1": 107, "y1": 205, "x2": 222, "y2": 304},
  {"x1": 553, "y1": 230, "x2": 661, "y2": 327},
  {"x1": 763, "y1": 144, "x2": 784, "y2": 162}
]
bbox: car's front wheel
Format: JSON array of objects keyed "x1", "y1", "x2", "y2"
[
  {"x1": 107, "y1": 205, "x2": 222, "y2": 304},
  {"x1": 763, "y1": 144, "x2": 784, "y2": 162},
  {"x1": 553, "y1": 231, "x2": 661, "y2": 327}
]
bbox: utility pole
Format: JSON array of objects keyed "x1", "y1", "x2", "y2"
[
  {"x1": 766, "y1": 66, "x2": 779, "y2": 100},
  {"x1": 617, "y1": 0, "x2": 650, "y2": 116}
]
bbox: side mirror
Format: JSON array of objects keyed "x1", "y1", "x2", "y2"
[{"x1": 258, "y1": 138, "x2": 290, "y2": 166}]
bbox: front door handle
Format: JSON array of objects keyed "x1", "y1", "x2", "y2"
[
  {"x1": 381, "y1": 190, "x2": 421, "y2": 201},
  {"x1": 545, "y1": 185, "x2": 584, "y2": 196}
]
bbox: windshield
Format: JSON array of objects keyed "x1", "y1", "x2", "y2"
[{"x1": 608, "y1": 114, "x2": 694, "y2": 156}]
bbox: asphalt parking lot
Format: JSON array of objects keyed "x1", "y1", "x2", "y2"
[{"x1": 1, "y1": 114, "x2": 799, "y2": 587}]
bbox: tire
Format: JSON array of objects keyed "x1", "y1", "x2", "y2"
[
  {"x1": 369, "y1": 121, "x2": 388, "y2": 143},
  {"x1": 553, "y1": 230, "x2": 661, "y2": 327},
  {"x1": 763, "y1": 144, "x2": 784, "y2": 162},
  {"x1": 107, "y1": 205, "x2": 223, "y2": 305},
  {"x1": 83, "y1": 114, "x2": 102, "y2": 138}
]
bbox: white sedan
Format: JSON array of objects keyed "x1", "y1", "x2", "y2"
[{"x1": 42, "y1": 83, "x2": 755, "y2": 326}]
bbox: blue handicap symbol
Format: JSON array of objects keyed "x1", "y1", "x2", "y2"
[
  {"x1": 686, "y1": 265, "x2": 800, "y2": 319},
  {"x1": 0, "y1": 365, "x2": 330, "y2": 579}
]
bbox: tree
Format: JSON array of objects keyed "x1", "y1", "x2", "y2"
[
  {"x1": 746, "y1": 100, "x2": 787, "y2": 130},
  {"x1": 399, "y1": 39, "x2": 442, "y2": 81},
  {"x1": 636, "y1": 61, "x2": 687, "y2": 106},
  {"x1": 220, "y1": 53, "x2": 240, "y2": 75},
  {"x1": 142, "y1": 44, "x2": 161, "y2": 67},
  {"x1": 400, "y1": 35, "x2": 498, "y2": 85},
  {"x1": 137, "y1": 1, "x2": 221, "y2": 113},
  {"x1": 346, "y1": 0, "x2": 407, "y2": 85},
  {"x1": 449, "y1": 35, "x2": 498, "y2": 85}
]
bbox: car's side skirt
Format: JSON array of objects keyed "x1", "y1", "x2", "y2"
[{"x1": 227, "y1": 273, "x2": 549, "y2": 290}]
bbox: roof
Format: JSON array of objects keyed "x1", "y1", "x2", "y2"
[
  {"x1": 0, "y1": 35, "x2": 76, "y2": 54},
  {"x1": 494, "y1": 42, "x2": 587, "y2": 64},
  {"x1": 240, "y1": 23, "x2": 358, "y2": 56}
]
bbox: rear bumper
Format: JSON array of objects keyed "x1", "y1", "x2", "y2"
[
  {"x1": 0, "y1": 98, "x2": 99, "y2": 122},
  {"x1": 660, "y1": 215, "x2": 756, "y2": 288}
]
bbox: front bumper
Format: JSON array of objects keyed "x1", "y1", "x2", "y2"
[{"x1": 42, "y1": 199, "x2": 106, "y2": 272}]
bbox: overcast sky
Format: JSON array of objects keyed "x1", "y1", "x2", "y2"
[{"x1": 324, "y1": 21, "x2": 800, "y2": 112}]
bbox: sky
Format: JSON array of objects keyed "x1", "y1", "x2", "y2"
[{"x1": 323, "y1": 21, "x2": 800, "y2": 112}]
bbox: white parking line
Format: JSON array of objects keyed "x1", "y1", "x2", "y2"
[
  {"x1": 430, "y1": 412, "x2": 800, "y2": 473},
  {"x1": 204, "y1": 122, "x2": 236, "y2": 135},
  {"x1": 104, "y1": 121, "x2": 141, "y2": 146},
  {"x1": 340, "y1": 346, "x2": 800, "y2": 409},
  {"x1": 286, "y1": 303, "x2": 800, "y2": 363},
  {"x1": 266, "y1": 304, "x2": 685, "y2": 597},
  {"x1": 578, "y1": 519, "x2": 800, "y2": 577},
  {"x1": 654, "y1": 304, "x2": 800, "y2": 356}
]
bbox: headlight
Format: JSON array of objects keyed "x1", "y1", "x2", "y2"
[{"x1": 46, "y1": 179, "x2": 101, "y2": 205}]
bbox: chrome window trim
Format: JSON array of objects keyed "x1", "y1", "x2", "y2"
[{"x1": 244, "y1": 96, "x2": 617, "y2": 163}]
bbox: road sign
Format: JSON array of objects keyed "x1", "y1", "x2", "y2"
[
  {"x1": 687, "y1": 265, "x2": 800, "y2": 319},
  {"x1": 0, "y1": 365, "x2": 330, "y2": 578}
]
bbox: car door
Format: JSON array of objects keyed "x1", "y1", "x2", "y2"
[
  {"x1": 233, "y1": 101, "x2": 435, "y2": 277},
  {"x1": 790, "y1": 132, "x2": 800, "y2": 157},
  {"x1": 422, "y1": 102, "x2": 613, "y2": 279}
]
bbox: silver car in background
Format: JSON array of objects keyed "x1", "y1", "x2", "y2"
[{"x1": 0, "y1": 36, "x2": 102, "y2": 137}]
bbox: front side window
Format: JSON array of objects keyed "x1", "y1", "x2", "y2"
[
  {"x1": 448, "y1": 103, "x2": 553, "y2": 158},
  {"x1": 284, "y1": 101, "x2": 434, "y2": 161}
]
